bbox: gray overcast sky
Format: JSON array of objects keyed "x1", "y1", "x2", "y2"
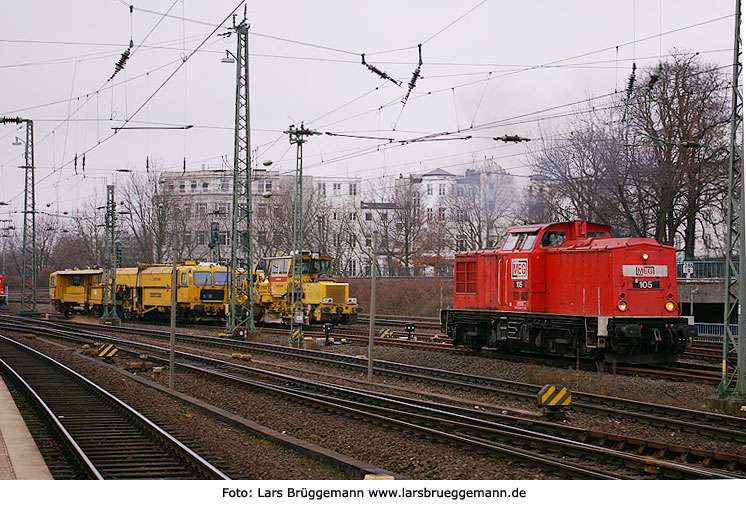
[{"x1": 0, "y1": 0, "x2": 738, "y2": 219}]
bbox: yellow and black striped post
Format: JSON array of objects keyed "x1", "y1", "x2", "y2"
[
  {"x1": 537, "y1": 384, "x2": 571, "y2": 420},
  {"x1": 97, "y1": 344, "x2": 118, "y2": 360},
  {"x1": 379, "y1": 328, "x2": 394, "y2": 338}
]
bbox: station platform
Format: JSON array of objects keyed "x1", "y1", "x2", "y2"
[{"x1": 0, "y1": 375, "x2": 52, "y2": 479}]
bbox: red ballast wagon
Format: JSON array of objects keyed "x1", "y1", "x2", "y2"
[{"x1": 441, "y1": 220, "x2": 696, "y2": 363}]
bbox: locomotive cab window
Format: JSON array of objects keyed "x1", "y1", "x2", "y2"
[
  {"x1": 588, "y1": 231, "x2": 608, "y2": 239},
  {"x1": 194, "y1": 272, "x2": 212, "y2": 286},
  {"x1": 503, "y1": 231, "x2": 538, "y2": 251},
  {"x1": 311, "y1": 259, "x2": 332, "y2": 277},
  {"x1": 214, "y1": 272, "x2": 228, "y2": 286},
  {"x1": 50, "y1": 276, "x2": 55, "y2": 286},
  {"x1": 181, "y1": 273, "x2": 188, "y2": 285},
  {"x1": 72, "y1": 276, "x2": 81, "y2": 286},
  {"x1": 271, "y1": 259, "x2": 289, "y2": 275},
  {"x1": 540, "y1": 231, "x2": 566, "y2": 247},
  {"x1": 502, "y1": 232, "x2": 520, "y2": 251},
  {"x1": 519, "y1": 232, "x2": 538, "y2": 250},
  {"x1": 292, "y1": 258, "x2": 311, "y2": 275}
]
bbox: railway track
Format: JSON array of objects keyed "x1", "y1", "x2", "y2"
[
  {"x1": 6, "y1": 320, "x2": 740, "y2": 479},
  {"x1": 4, "y1": 316, "x2": 745, "y2": 474},
  {"x1": 0, "y1": 333, "x2": 228, "y2": 479}
]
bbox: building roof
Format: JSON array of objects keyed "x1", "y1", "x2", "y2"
[{"x1": 422, "y1": 168, "x2": 454, "y2": 177}]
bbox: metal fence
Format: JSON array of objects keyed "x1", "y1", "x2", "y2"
[
  {"x1": 694, "y1": 322, "x2": 739, "y2": 337},
  {"x1": 677, "y1": 260, "x2": 739, "y2": 281}
]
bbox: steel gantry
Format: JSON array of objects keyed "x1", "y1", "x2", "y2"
[
  {"x1": 717, "y1": 0, "x2": 746, "y2": 398},
  {"x1": 0, "y1": 116, "x2": 37, "y2": 316},
  {"x1": 225, "y1": 12, "x2": 254, "y2": 336}
]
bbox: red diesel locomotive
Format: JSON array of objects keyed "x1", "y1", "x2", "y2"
[{"x1": 440, "y1": 220, "x2": 696, "y2": 363}]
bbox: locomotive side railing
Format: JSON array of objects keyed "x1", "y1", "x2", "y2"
[
  {"x1": 694, "y1": 322, "x2": 739, "y2": 337},
  {"x1": 677, "y1": 260, "x2": 739, "y2": 281}
]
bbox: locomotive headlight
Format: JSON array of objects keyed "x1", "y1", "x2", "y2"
[
  {"x1": 617, "y1": 301, "x2": 628, "y2": 312},
  {"x1": 665, "y1": 301, "x2": 676, "y2": 312},
  {"x1": 642, "y1": 253, "x2": 649, "y2": 261},
  {"x1": 322, "y1": 297, "x2": 333, "y2": 304},
  {"x1": 347, "y1": 297, "x2": 357, "y2": 304}
]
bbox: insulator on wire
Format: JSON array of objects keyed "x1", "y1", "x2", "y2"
[
  {"x1": 74, "y1": 153, "x2": 78, "y2": 173},
  {"x1": 494, "y1": 134, "x2": 531, "y2": 143},
  {"x1": 82, "y1": 153, "x2": 86, "y2": 172},
  {"x1": 646, "y1": 64, "x2": 662, "y2": 92},
  {"x1": 109, "y1": 47, "x2": 131, "y2": 81},
  {"x1": 625, "y1": 62, "x2": 637, "y2": 100},
  {"x1": 361, "y1": 54, "x2": 402, "y2": 87},
  {"x1": 401, "y1": 44, "x2": 423, "y2": 106}
]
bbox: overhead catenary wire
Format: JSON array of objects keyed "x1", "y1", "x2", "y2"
[{"x1": 4, "y1": 0, "x2": 248, "y2": 205}]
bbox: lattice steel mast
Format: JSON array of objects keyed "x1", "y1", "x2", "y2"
[
  {"x1": 285, "y1": 123, "x2": 320, "y2": 346},
  {"x1": 0, "y1": 117, "x2": 37, "y2": 315},
  {"x1": 100, "y1": 184, "x2": 119, "y2": 324},
  {"x1": 717, "y1": 0, "x2": 746, "y2": 397},
  {"x1": 226, "y1": 11, "x2": 254, "y2": 335}
]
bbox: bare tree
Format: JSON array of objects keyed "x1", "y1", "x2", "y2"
[
  {"x1": 445, "y1": 158, "x2": 515, "y2": 250},
  {"x1": 528, "y1": 52, "x2": 730, "y2": 254},
  {"x1": 119, "y1": 161, "x2": 174, "y2": 264}
]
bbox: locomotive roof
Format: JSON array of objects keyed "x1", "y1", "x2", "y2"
[
  {"x1": 53, "y1": 269, "x2": 103, "y2": 275},
  {"x1": 506, "y1": 220, "x2": 611, "y2": 234}
]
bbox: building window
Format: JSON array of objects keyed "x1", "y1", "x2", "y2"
[
  {"x1": 179, "y1": 181, "x2": 186, "y2": 193},
  {"x1": 191, "y1": 180, "x2": 197, "y2": 192},
  {"x1": 380, "y1": 212, "x2": 387, "y2": 222},
  {"x1": 349, "y1": 260, "x2": 357, "y2": 275},
  {"x1": 333, "y1": 212, "x2": 338, "y2": 221},
  {"x1": 318, "y1": 183, "x2": 326, "y2": 196},
  {"x1": 349, "y1": 212, "x2": 355, "y2": 221},
  {"x1": 196, "y1": 231, "x2": 206, "y2": 245},
  {"x1": 427, "y1": 184, "x2": 432, "y2": 196},
  {"x1": 438, "y1": 207, "x2": 446, "y2": 219},
  {"x1": 184, "y1": 205, "x2": 192, "y2": 218},
  {"x1": 202, "y1": 181, "x2": 209, "y2": 192},
  {"x1": 427, "y1": 207, "x2": 433, "y2": 220},
  {"x1": 365, "y1": 235, "x2": 372, "y2": 247},
  {"x1": 439, "y1": 184, "x2": 446, "y2": 195},
  {"x1": 349, "y1": 183, "x2": 357, "y2": 196},
  {"x1": 365, "y1": 212, "x2": 372, "y2": 221},
  {"x1": 168, "y1": 182, "x2": 174, "y2": 192},
  {"x1": 333, "y1": 183, "x2": 341, "y2": 195},
  {"x1": 257, "y1": 205, "x2": 267, "y2": 217},
  {"x1": 184, "y1": 231, "x2": 192, "y2": 244},
  {"x1": 197, "y1": 203, "x2": 206, "y2": 216},
  {"x1": 220, "y1": 178, "x2": 229, "y2": 191},
  {"x1": 264, "y1": 181, "x2": 272, "y2": 193}
]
